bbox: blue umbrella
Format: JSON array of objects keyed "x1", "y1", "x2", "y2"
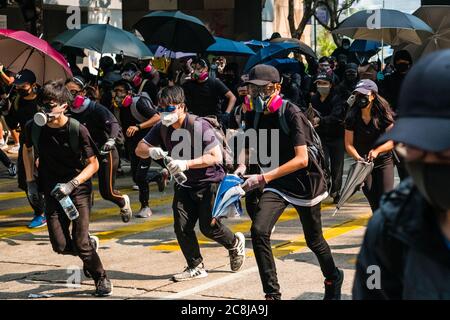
[
  {"x1": 244, "y1": 42, "x2": 299, "y2": 73},
  {"x1": 207, "y1": 37, "x2": 255, "y2": 56},
  {"x1": 211, "y1": 174, "x2": 245, "y2": 226},
  {"x1": 349, "y1": 39, "x2": 382, "y2": 53},
  {"x1": 242, "y1": 40, "x2": 270, "y2": 51},
  {"x1": 264, "y1": 58, "x2": 301, "y2": 74}
]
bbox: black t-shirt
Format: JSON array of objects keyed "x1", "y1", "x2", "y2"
[
  {"x1": 183, "y1": 78, "x2": 230, "y2": 117},
  {"x1": 6, "y1": 96, "x2": 39, "y2": 141},
  {"x1": 24, "y1": 120, "x2": 96, "y2": 194},
  {"x1": 256, "y1": 102, "x2": 326, "y2": 200},
  {"x1": 311, "y1": 91, "x2": 345, "y2": 140},
  {"x1": 118, "y1": 96, "x2": 157, "y2": 142},
  {"x1": 69, "y1": 101, "x2": 121, "y2": 147},
  {"x1": 345, "y1": 115, "x2": 393, "y2": 163}
]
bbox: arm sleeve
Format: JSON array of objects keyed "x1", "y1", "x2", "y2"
[
  {"x1": 136, "y1": 98, "x2": 157, "y2": 119},
  {"x1": 94, "y1": 104, "x2": 120, "y2": 140},
  {"x1": 23, "y1": 120, "x2": 34, "y2": 148},
  {"x1": 215, "y1": 79, "x2": 231, "y2": 97}
]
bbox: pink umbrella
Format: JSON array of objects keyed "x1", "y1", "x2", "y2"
[{"x1": 0, "y1": 29, "x2": 72, "y2": 85}]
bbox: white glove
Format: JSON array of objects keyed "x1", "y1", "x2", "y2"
[
  {"x1": 166, "y1": 159, "x2": 189, "y2": 175},
  {"x1": 149, "y1": 147, "x2": 167, "y2": 160}
]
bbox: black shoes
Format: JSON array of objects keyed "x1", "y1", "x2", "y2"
[
  {"x1": 95, "y1": 276, "x2": 113, "y2": 297},
  {"x1": 324, "y1": 268, "x2": 344, "y2": 300},
  {"x1": 265, "y1": 294, "x2": 281, "y2": 300}
]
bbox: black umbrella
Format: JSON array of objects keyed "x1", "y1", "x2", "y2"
[
  {"x1": 133, "y1": 10, "x2": 216, "y2": 53},
  {"x1": 270, "y1": 37, "x2": 317, "y2": 59},
  {"x1": 333, "y1": 160, "x2": 374, "y2": 216}
]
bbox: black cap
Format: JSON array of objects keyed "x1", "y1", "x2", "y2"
[
  {"x1": 314, "y1": 72, "x2": 333, "y2": 83},
  {"x1": 14, "y1": 69, "x2": 36, "y2": 85},
  {"x1": 376, "y1": 49, "x2": 450, "y2": 152},
  {"x1": 246, "y1": 64, "x2": 280, "y2": 86},
  {"x1": 353, "y1": 79, "x2": 378, "y2": 95}
]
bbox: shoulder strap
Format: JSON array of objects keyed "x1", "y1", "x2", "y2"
[
  {"x1": 185, "y1": 114, "x2": 198, "y2": 140},
  {"x1": 31, "y1": 122, "x2": 42, "y2": 154},
  {"x1": 130, "y1": 96, "x2": 148, "y2": 123},
  {"x1": 138, "y1": 79, "x2": 149, "y2": 95},
  {"x1": 68, "y1": 117, "x2": 80, "y2": 154},
  {"x1": 278, "y1": 100, "x2": 290, "y2": 136}
]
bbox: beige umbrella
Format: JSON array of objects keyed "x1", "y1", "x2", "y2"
[{"x1": 397, "y1": 5, "x2": 450, "y2": 62}]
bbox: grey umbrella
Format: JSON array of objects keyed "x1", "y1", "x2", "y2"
[
  {"x1": 395, "y1": 5, "x2": 450, "y2": 62},
  {"x1": 333, "y1": 160, "x2": 374, "y2": 216},
  {"x1": 333, "y1": 9, "x2": 434, "y2": 46}
]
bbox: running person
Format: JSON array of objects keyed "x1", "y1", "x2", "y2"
[{"x1": 65, "y1": 76, "x2": 132, "y2": 222}]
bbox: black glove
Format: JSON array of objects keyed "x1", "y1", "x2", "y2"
[
  {"x1": 100, "y1": 138, "x2": 115, "y2": 155},
  {"x1": 52, "y1": 179, "x2": 80, "y2": 198},
  {"x1": 26, "y1": 180, "x2": 41, "y2": 207}
]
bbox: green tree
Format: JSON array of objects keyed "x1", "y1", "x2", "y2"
[{"x1": 317, "y1": 27, "x2": 336, "y2": 57}]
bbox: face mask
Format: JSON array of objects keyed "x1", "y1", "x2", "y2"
[
  {"x1": 113, "y1": 95, "x2": 132, "y2": 108},
  {"x1": 345, "y1": 73, "x2": 358, "y2": 83},
  {"x1": 343, "y1": 44, "x2": 350, "y2": 50},
  {"x1": 192, "y1": 71, "x2": 208, "y2": 81},
  {"x1": 395, "y1": 63, "x2": 410, "y2": 74},
  {"x1": 17, "y1": 88, "x2": 31, "y2": 97},
  {"x1": 161, "y1": 111, "x2": 179, "y2": 127},
  {"x1": 317, "y1": 85, "x2": 330, "y2": 96},
  {"x1": 406, "y1": 162, "x2": 450, "y2": 211},
  {"x1": 34, "y1": 104, "x2": 65, "y2": 126},
  {"x1": 72, "y1": 95, "x2": 85, "y2": 109},
  {"x1": 71, "y1": 97, "x2": 90, "y2": 114},
  {"x1": 354, "y1": 95, "x2": 370, "y2": 109}
]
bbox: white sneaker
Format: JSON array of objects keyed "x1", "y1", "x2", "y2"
[
  {"x1": 135, "y1": 206, "x2": 152, "y2": 218},
  {"x1": 229, "y1": 232, "x2": 246, "y2": 272},
  {"x1": 120, "y1": 195, "x2": 132, "y2": 223},
  {"x1": 89, "y1": 234, "x2": 99, "y2": 252},
  {"x1": 172, "y1": 263, "x2": 208, "y2": 282},
  {"x1": 7, "y1": 144, "x2": 19, "y2": 154}
]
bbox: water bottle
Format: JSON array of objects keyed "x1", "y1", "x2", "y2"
[
  {"x1": 51, "y1": 184, "x2": 79, "y2": 220},
  {"x1": 163, "y1": 156, "x2": 188, "y2": 185}
]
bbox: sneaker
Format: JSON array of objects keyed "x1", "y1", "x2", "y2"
[
  {"x1": 120, "y1": 194, "x2": 132, "y2": 223},
  {"x1": 94, "y1": 276, "x2": 113, "y2": 297},
  {"x1": 157, "y1": 169, "x2": 169, "y2": 192},
  {"x1": 229, "y1": 232, "x2": 246, "y2": 272},
  {"x1": 28, "y1": 215, "x2": 47, "y2": 229},
  {"x1": 7, "y1": 163, "x2": 17, "y2": 177},
  {"x1": 132, "y1": 185, "x2": 139, "y2": 191},
  {"x1": 265, "y1": 294, "x2": 281, "y2": 300},
  {"x1": 89, "y1": 234, "x2": 99, "y2": 252},
  {"x1": 172, "y1": 263, "x2": 208, "y2": 282},
  {"x1": 135, "y1": 206, "x2": 152, "y2": 218},
  {"x1": 7, "y1": 144, "x2": 19, "y2": 154},
  {"x1": 323, "y1": 268, "x2": 344, "y2": 300}
]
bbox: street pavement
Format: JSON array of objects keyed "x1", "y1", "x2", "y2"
[{"x1": 0, "y1": 154, "x2": 399, "y2": 300}]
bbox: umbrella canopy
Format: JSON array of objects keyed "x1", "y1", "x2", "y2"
[
  {"x1": 51, "y1": 41, "x2": 86, "y2": 57},
  {"x1": 134, "y1": 10, "x2": 216, "y2": 53},
  {"x1": 349, "y1": 39, "x2": 382, "y2": 53},
  {"x1": 396, "y1": 5, "x2": 450, "y2": 61},
  {"x1": 333, "y1": 160, "x2": 374, "y2": 216},
  {"x1": 211, "y1": 174, "x2": 245, "y2": 226},
  {"x1": 0, "y1": 29, "x2": 72, "y2": 85},
  {"x1": 52, "y1": 24, "x2": 152, "y2": 59},
  {"x1": 270, "y1": 37, "x2": 317, "y2": 59},
  {"x1": 242, "y1": 39, "x2": 270, "y2": 51},
  {"x1": 153, "y1": 45, "x2": 196, "y2": 59},
  {"x1": 207, "y1": 37, "x2": 255, "y2": 56},
  {"x1": 333, "y1": 9, "x2": 433, "y2": 46},
  {"x1": 264, "y1": 58, "x2": 301, "y2": 74},
  {"x1": 244, "y1": 42, "x2": 299, "y2": 73}
]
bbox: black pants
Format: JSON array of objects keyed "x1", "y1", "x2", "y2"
[
  {"x1": 251, "y1": 191, "x2": 338, "y2": 298},
  {"x1": 0, "y1": 148, "x2": 12, "y2": 168},
  {"x1": 97, "y1": 147, "x2": 125, "y2": 208},
  {"x1": 173, "y1": 183, "x2": 236, "y2": 268},
  {"x1": 126, "y1": 137, "x2": 163, "y2": 207},
  {"x1": 18, "y1": 143, "x2": 44, "y2": 216},
  {"x1": 362, "y1": 157, "x2": 395, "y2": 212},
  {"x1": 322, "y1": 138, "x2": 345, "y2": 197},
  {"x1": 45, "y1": 183, "x2": 106, "y2": 282}
]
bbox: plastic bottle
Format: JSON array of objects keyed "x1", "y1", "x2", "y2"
[
  {"x1": 163, "y1": 156, "x2": 188, "y2": 185},
  {"x1": 51, "y1": 184, "x2": 79, "y2": 220}
]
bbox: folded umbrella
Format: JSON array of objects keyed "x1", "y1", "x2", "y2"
[
  {"x1": 333, "y1": 160, "x2": 374, "y2": 216},
  {"x1": 0, "y1": 29, "x2": 72, "y2": 85},
  {"x1": 207, "y1": 37, "x2": 255, "y2": 56},
  {"x1": 134, "y1": 10, "x2": 216, "y2": 53},
  {"x1": 52, "y1": 23, "x2": 152, "y2": 59},
  {"x1": 211, "y1": 174, "x2": 245, "y2": 226}
]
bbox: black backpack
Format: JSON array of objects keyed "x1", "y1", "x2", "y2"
[
  {"x1": 253, "y1": 100, "x2": 332, "y2": 193},
  {"x1": 31, "y1": 117, "x2": 80, "y2": 155}
]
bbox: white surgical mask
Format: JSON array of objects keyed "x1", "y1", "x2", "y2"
[{"x1": 161, "y1": 112, "x2": 179, "y2": 127}]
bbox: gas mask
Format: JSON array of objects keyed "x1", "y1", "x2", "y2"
[
  {"x1": 71, "y1": 96, "x2": 90, "y2": 114},
  {"x1": 192, "y1": 71, "x2": 208, "y2": 82},
  {"x1": 121, "y1": 70, "x2": 142, "y2": 87},
  {"x1": 34, "y1": 103, "x2": 66, "y2": 127}
]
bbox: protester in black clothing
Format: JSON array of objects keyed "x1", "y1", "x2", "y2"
[
  {"x1": 240, "y1": 65, "x2": 343, "y2": 300},
  {"x1": 22, "y1": 80, "x2": 112, "y2": 297},
  {"x1": 136, "y1": 85, "x2": 246, "y2": 282},
  {"x1": 66, "y1": 76, "x2": 133, "y2": 223},
  {"x1": 331, "y1": 39, "x2": 357, "y2": 64},
  {"x1": 353, "y1": 50, "x2": 450, "y2": 299},
  {"x1": 112, "y1": 80, "x2": 167, "y2": 218},
  {"x1": 4, "y1": 69, "x2": 45, "y2": 228},
  {"x1": 345, "y1": 79, "x2": 395, "y2": 212},
  {"x1": 335, "y1": 63, "x2": 359, "y2": 102},
  {"x1": 281, "y1": 73, "x2": 306, "y2": 109},
  {"x1": 182, "y1": 58, "x2": 236, "y2": 128},
  {"x1": 311, "y1": 72, "x2": 346, "y2": 203},
  {"x1": 121, "y1": 62, "x2": 158, "y2": 104}
]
